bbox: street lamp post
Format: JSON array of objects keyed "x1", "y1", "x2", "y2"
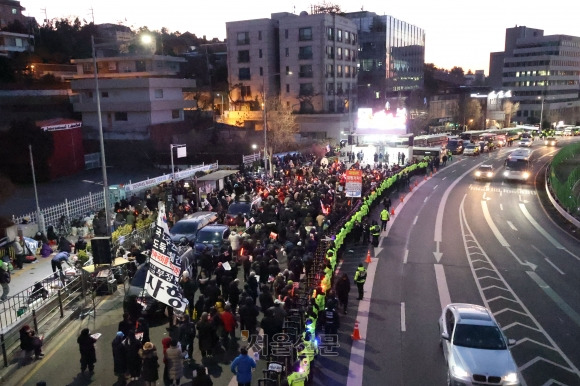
[
  {"x1": 217, "y1": 93, "x2": 224, "y2": 120},
  {"x1": 91, "y1": 35, "x2": 111, "y2": 237},
  {"x1": 538, "y1": 96, "x2": 544, "y2": 130},
  {"x1": 29, "y1": 144, "x2": 45, "y2": 234}
]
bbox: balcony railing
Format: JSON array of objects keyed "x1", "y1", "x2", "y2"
[{"x1": 298, "y1": 53, "x2": 313, "y2": 60}]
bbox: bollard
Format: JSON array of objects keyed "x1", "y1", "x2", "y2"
[{"x1": 58, "y1": 290, "x2": 64, "y2": 318}]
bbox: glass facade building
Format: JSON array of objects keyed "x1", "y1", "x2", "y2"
[{"x1": 346, "y1": 11, "x2": 425, "y2": 109}]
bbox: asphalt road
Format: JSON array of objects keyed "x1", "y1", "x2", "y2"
[{"x1": 348, "y1": 138, "x2": 580, "y2": 386}]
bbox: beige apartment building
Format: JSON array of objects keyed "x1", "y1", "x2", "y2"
[{"x1": 226, "y1": 11, "x2": 358, "y2": 139}]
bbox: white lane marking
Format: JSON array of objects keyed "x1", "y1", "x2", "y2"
[
  {"x1": 545, "y1": 258, "x2": 565, "y2": 275},
  {"x1": 442, "y1": 177, "x2": 447, "y2": 180},
  {"x1": 434, "y1": 264, "x2": 451, "y2": 311},
  {"x1": 527, "y1": 272, "x2": 580, "y2": 328},
  {"x1": 500, "y1": 203, "x2": 504, "y2": 211},
  {"x1": 401, "y1": 302, "x2": 406, "y2": 332},
  {"x1": 434, "y1": 163, "x2": 482, "y2": 258},
  {"x1": 346, "y1": 256, "x2": 379, "y2": 386},
  {"x1": 518, "y1": 204, "x2": 580, "y2": 262},
  {"x1": 413, "y1": 216, "x2": 418, "y2": 225},
  {"x1": 424, "y1": 197, "x2": 429, "y2": 203},
  {"x1": 485, "y1": 182, "x2": 491, "y2": 190},
  {"x1": 403, "y1": 249, "x2": 408, "y2": 264},
  {"x1": 507, "y1": 221, "x2": 518, "y2": 231},
  {"x1": 483, "y1": 192, "x2": 487, "y2": 200},
  {"x1": 433, "y1": 184, "x2": 439, "y2": 190},
  {"x1": 451, "y1": 170, "x2": 456, "y2": 173}
]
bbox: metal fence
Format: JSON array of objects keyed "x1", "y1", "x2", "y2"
[
  {"x1": 13, "y1": 192, "x2": 104, "y2": 232},
  {"x1": 0, "y1": 271, "x2": 90, "y2": 368}
]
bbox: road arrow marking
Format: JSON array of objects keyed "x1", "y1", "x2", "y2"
[{"x1": 433, "y1": 241, "x2": 443, "y2": 263}]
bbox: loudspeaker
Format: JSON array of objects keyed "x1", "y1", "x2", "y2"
[{"x1": 91, "y1": 237, "x2": 112, "y2": 264}]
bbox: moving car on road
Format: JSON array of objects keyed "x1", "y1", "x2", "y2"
[
  {"x1": 474, "y1": 165, "x2": 494, "y2": 181},
  {"x1": 439, "y1": 303, "x2": 519, "y2": 386},
  {"x1": 544, "y1": 137, "x2": 558, "y2": 146},
  {"x1": 518, "y1": 138, "x2": 533, "y2": 147},
  {"x1": 463, "y1": 144, "x2": 480, "y2": 156}
]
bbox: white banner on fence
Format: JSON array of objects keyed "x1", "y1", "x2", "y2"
[
  {"x1": 124, "y1": 163, "x2": 218, "y2": 193},
  {"x1": 144, "y1": 208, "x2": 186, "y2": 312}
]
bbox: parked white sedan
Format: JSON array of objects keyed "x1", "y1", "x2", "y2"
[{"x1": 439, "y1": 303, "x2": 520, "y2": 386}]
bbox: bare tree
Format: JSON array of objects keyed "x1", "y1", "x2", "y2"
[
  {"x1": 466, "y1": 100, "x2": 482, "y2": 129},
  {"x1": 265, "y1": 96, "x2": 298, "y2": 172},
  {"x1": 502, "y1": 101, "x2": 520, "y2": 128}
]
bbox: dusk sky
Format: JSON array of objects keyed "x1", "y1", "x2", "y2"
[{"x1": 22, "y1": 0, "x2": 578, "y2": 75}]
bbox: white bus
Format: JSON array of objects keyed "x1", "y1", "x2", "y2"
[{"x1": 503, "y1": 148, "x2": 533, "y2": 181}]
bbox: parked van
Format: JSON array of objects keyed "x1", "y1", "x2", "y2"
[{"x1": 446, "y1": 139, "x2": 464, "y2": 154}]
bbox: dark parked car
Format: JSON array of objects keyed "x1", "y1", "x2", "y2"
[
  {"x1": 195, "y1": 224, "x2": 231, "y2": 254},
  {"x1": 169, "y1": 211, "x2": 218, "y2": 244},
  {"x1": 124, "y1": 262, "x2": 167, "y2": 317}
]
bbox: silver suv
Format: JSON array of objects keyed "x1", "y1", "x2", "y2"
[
  {"x1": 169, "y1": 211, "x2": 218, "y2": 245},
  {"x1": 439, "y1": 303, "x2": 519, "y2": 385}
]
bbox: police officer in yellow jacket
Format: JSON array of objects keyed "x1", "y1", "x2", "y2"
[
  {"x1": 380, "y1": 208, "x2": 390, "y2": 232},
  {"x1": 354, "y1": 263, "x2": 367, "y2": 300},
  {"x1": 370, "y1": 221, "x2": 380, "y2": 247}
]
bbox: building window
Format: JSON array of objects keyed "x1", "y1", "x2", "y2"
[
  {"x1": 345, "y1": 31, "x2": 350, "y2": 44},
  {"x1": 298, "y1": 46, "x2": 313, "y2": 60},
  {"x1": 172, "y1": 110, "x2": 180, "y2": 119},
  {"x1": 114, "y1": 112, "x2": 128, "y2": 121},
  {"x1": 337, "y1": 65, "x2": 343, "y2": 77},
  {"x1": 326, "y1": 64, "x2": 334, "y2": 77},
  {"x1": 285, "y1": 29, "x2": 288, "y2": 39},
  {"x1": 258, "y1": 31, "x2": 262, "y2": 40},
  {"x1": 240, "y1": 85, "x2": 251, "y2": 98},
  {"x1": 154, "y1": 89, "x2": 163, "y2": 98},
  {"x1": 12, "y1": 8, "x2": 17, "y2": 14},
  {"x1": 286, "y1": 84, "x2": 290, "y2": 93},
  {"x1": 345, "y1": 66, "x2": 350, "y2": 78},
  {"x1": 239, "y1": 68, "x2": 251, "y2": 80},
  {"x1": 299, "y1": 27, "x2": 312, "y2": 41},
  {"x1": 326, "y1": 46, "x2": 334, "y2": 59},
  {"x1": 337, "y1": 47, "x2": 342, "y2": 60},
  {"x1": 237, "y1": 32, "x2": 250, "y2": 45},
  {"x1": 299, "y1": 83, "x2": 314, "y2": 96},
  {"x1": 328, "y1": 101, "x2": 335, "y2": 112},
  {"x1": 259, "y1": 49, "x2": 263, "y2": 58},
  {"x1": 352, "y1": 33, "x2": 357, "y2": 44},
  {"x1": 238, "y1": 50, "x2": 250, "y2": 63},
  {"x1": 327, "y1": 27, "x2": 334, "y2": 41},
  {"x1": 326, "y1": 82, "x2": 334, "y2": 95},
  {"x1": 286, "y1": 66, "x2": 291, "y2": 75},
  {"x1": 299, "y1": 64, "x2": 313, "y2": 78},
  {"x1": 101, "y1": 91, "x2": 109, "y2": 98},
  {"x1": 344, "y1": 48, "x2": 350, "y2": 61},
  {"x1": 260, "y1": 67, "x2": 263, "y2": 76},
  {"x1": 337, "y1": 29, "x2": 342, "y2": 42},
  {"x1": 285, "y1": 47, "x2": 289, "y2": 57}
]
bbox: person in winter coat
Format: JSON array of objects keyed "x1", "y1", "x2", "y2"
[
  {"x1": 258, "y1": 285, "x2": 274, "y2": 313},
  {"x1": 239, "y1": 297, "x2": 259, "y2": 335},
  {"x1": 228, "y1": 279, "x2": 241, "y2": 313},
  {"x1": 335, "y1": 273, "x2": 351, "y2": 314},
  {"x1": 230, "y1": 347, "x2": 256, "y2": 386},
  {"x1": 194, "y1": 294, "x2": 206, "y2": 321},
  {"x1": 220, "y1": 304, "x2": 237, "y2": 349},
  {"x1": 166, "y1": 339, "x2": 184, "y2": 385},
  {"x1": 192, "y1": 365, "x2": 214, "y2": 386},
  {"x1": 136, "y1": 317, "x2": 150, "y2": 343},
  {"x1": 161, "y1": 337, "x2": 172, "y2": 384},
  {"x1": 139, "y1": 342, "x2": 159, "y2": 386},
  {"x1": 178, "y1": 314, "x2": 196, "y2": 360},
  {"x1": 197, "y1": 312, "x2": 217, "y2": 358},
  {"x1": 123, "y1": 330, "x2": 142, "y2": 381},
  {"x1": 112, "y1": 332, "x2": 127, "y2": 385},
  {"x1": 77, "y1": 328, "x2": 97, "y2": 374}
]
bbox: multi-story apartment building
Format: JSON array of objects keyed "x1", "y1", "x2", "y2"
[
  {"x1": 70, "y1": 54, "x2": 196, "y2": 141},
  {"x1": 490, "y1": 26, "x2": 580, "y2": 126},
  {"x1": 344, "y1": 11, "x2": 425, "y2": 109},
  {"x1": 0, "y1": 0, "x2": 33, "y2": 57},
  {"x1": 226, "y1": 11, "x2": 358, "y2": 139}
]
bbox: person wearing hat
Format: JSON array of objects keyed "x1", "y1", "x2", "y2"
[{"x1": 140, "y1": 342, "x2": 159, "y2": 386}]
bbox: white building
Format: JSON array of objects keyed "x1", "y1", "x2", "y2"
[
  {"x1": 70, "y1": 54, "x2": 196, "y2": 140},
  {"x1": 226, "y1": 11, "x2": 358, "y2": 139},
  {"x1": 490, "y1": 26, "x2": 580, "y2": 126}
]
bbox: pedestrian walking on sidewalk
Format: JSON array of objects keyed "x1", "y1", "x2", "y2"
[
  {"x1": 139, "y1": 342, "x2": 159, "y2": 386},
  {"x1": 335, "y1": 273, "x2": 351, "y2": 314},
  {"x1": 354, "y1": 264, "x2": 367, "y2": 300},
  {"x1": 77, "y1": 328, "x2": 97, "y2": 375}
]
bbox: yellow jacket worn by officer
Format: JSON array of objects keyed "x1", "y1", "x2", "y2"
[{"x1": 354, "y1": 263, "x2": 367, "y2": 300}]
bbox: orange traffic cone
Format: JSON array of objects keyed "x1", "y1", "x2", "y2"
[
  {"x1": 409, "y1": 185, "x2": 413, "y2": 192},
  {"x1": 424, "y1": 175, "x2": 427, "y2": 181},
  {"x1": 352, "y1": 320, "x2": 361, "y2": 340},
  {"x1": 391, "y1": 208, "x2": 395, "y2": 216},
  {"x1": 434, "y1": 168, "x2": 438, "y2": 173},
  {"x1": 365, "y1": 250, "x2": 372, "y2": 264},
  {"x1": 400, "y1": 195, "x2": 405, "y2": 203},
  {"x1": 415, "y1": 180, "x2": 418, "y2": 187},
  {"x1": 430, "y1": 171, "x2": 433, "y2": 177}
]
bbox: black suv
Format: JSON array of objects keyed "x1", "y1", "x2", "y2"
[{"x1": 195, "y1": 224, "x2": 231, "y2": 255}]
